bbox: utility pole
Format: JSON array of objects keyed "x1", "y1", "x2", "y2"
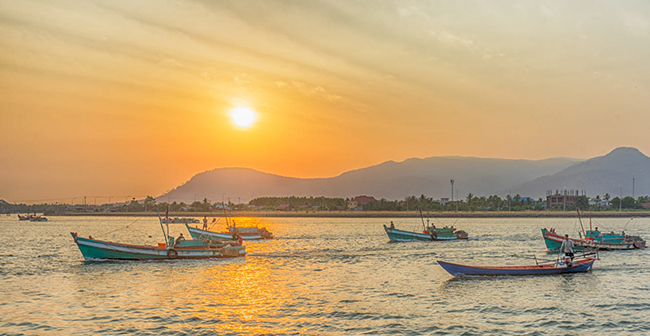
[
  {"x1": 450, "y1": 179, "x2": 456, "y2": 213},
  {"x1": 633, "y1": 178, "x2": 635, "y2": 199},
  {"x1": 450, "y1": 179, "x2": 454, "y2": 202},
  {"x1": 406, "y1": 188, "x2": 410, "y2": 212}
]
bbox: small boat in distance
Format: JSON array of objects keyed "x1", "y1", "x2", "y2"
[
  {"x1": 438, "y1": 257, "x2": 597, "y2": 276},
  {"x1": 384, "y1": 222, "x2": 468, "y2": 242},
  {"x1": 186, "y1": 222, "x2": 273, "y2": 241},
  {"x1": 29, "y1": 216, "x2": 48, "y2": 222},
  {"x1": 160, "y1": 217, "x2": 200, "y2": 224},
  {"x1": 18, "y1": 214, "x2": 30, "y2": 221}
]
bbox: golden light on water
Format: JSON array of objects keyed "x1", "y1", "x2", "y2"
[
  {"x1": 197, "y1": 256, "x2": 292, "y2": 334},
  {"x1": 230, "y1": 107, "x2": 257, "y2": 129}
]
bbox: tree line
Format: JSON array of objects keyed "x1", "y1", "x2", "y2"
[{"x1": 3, "y1": 193, "x2": 650, "y2": 213}]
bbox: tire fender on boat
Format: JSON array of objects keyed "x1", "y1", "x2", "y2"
[{"x1": 167, "y1": 249, "x2": 178, "y2": 259}]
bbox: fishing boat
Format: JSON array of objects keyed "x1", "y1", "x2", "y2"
[
  {"x1": 542, "y1": 209, "x2": 646, "y2": 251},
  {"x1": 18, "y1": 214, "x2": 30, "y2": 221},
  {"x1": 185, "y1": 223, "x2": 273, "y2": 240},
  {"x1": 384, "y1": 209, "x2": 468, "y2": 242},
  {"x1": 70, "y1": 215, "x2": 245, "y2": 260},
  {"x1": 384, "y1": 224, "x2": 468, "y2": 242},
  {"x1": 160, "y1": 217, "x2": 200, "y2": 224},
  {"x1": 29, "y1": 216, "x2": 48, "y2": 222},
  {"x1": 438, "y1": 257, "x2": 597, "y2": 276},
  {"x1": 542, "y1": 228, "x2": 645, "y2": 251}
]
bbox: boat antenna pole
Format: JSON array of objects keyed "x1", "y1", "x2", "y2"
[
  {"x1": 419, "y1": 208, "x2": 426, "y2": 231},
  {"x1": 222, "y1": 201, "x2": 229, "y2": 227},
  {"x1": 156, "y1": 205, "x2": 169, "y2": 247},
  {"x1": 576, "y1": 209, "x2": 586, "y2": 238}
]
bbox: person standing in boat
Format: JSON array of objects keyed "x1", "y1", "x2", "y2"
[
  {"x1": 560, "y1": 234, "x2": 574, "y2": 266},
  {"x1": 203, "y1": 216, "x2": 208, "y2": 230},
  {"x1": 389, "y1": 221, "x2": 395, "y2": 229}
]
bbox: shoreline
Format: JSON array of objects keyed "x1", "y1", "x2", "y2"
[{"x1": 48, "y1": 211, "x2": 650, "y2": 218}]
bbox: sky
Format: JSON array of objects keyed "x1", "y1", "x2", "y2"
[{"x1": 2, "y1": 0, "x2": 650, "y2": 204}]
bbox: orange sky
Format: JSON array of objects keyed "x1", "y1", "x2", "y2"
[{"x1": 2, "y1": 1, "x2": 650, "y2": 203}]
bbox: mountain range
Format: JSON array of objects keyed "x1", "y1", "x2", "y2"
[{"x1": 157, "y1": 147, "x2": 649, "y2": 204}]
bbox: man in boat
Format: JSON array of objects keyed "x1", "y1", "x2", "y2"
[
  {"x1": 175, "y1": 233, "x2": 186, "y2": 246},
  {"x1": 389, "y1": 221, "x2": 395, "y2": 229},
  {"x1": 203, "y1": 216, "x2": 208, "y2": 230},
  {"x1": 560, "y1": 234, "x2": 574, "y2": 266}
]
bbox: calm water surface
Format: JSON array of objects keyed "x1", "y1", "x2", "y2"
[{"x1": 1, "y1": 215, "x2": 649, "y2": 335}]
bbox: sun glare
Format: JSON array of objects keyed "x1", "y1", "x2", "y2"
[{"x1": 230, "y1": 107, "x2": 257, "y2": 128}]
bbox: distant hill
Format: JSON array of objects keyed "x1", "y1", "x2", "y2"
[
  {"x1": 157, "y1": 147, "x2": 650, "y2": 204},
  {"x1": 157, "y1": 155, "x2": 582, "y2": 204},
  {"x1": 510, "y1": 147, "x2": 650, "y2": 198}
]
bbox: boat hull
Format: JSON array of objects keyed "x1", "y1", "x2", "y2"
[
  {"x1": 71, "y1": 233, "x2": 245, "y2": 260},
  {"x1": 185, "y1": 224, "x2": 271, "y2": 240},
  {"x1": 384, "y1": 225, "x2": 458, "y2": 242},
  {"x1": 438, "y1": 258, "x2": 596, "y2": 276},
  {"x1": 542, "y1": 229, "x2": 645, "y2": 251}
]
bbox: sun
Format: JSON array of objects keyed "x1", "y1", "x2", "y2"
[{"x1": 229, "y1": 107, "x2": 257, "y2": 128}]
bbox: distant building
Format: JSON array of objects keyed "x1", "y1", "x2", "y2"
[
  {"x1": 275, "y1": 204, "x2": 295, "y2": 211},
  {"x1": 347, "y1": 195, "x2": 376, "y2": 210},
  {"x1": 298, "y1": 205, "x2": 316, "y2": 211},
  {"x1": 546, "y1": 189, "x2": 583, "y2": 208}
]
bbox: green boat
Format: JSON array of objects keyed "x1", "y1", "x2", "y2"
[
  {"x1": 70, "y1": 214, "x2": 245, "y2": 260},
  {"x1": 541, "y1": 228, "x2": 645, "y2": 251},
  {"x1": 384, "y1": 223, "x2": 468, "y2": 242}
]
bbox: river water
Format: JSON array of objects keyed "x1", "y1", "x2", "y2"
[{"x1": 1, "y1": 215, "x2": 649, "y2": 335}]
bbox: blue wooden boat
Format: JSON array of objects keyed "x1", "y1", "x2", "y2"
[
  {"x1": 542, "y1": 228, "x2": 646, "y2": 251},
  {"x1": 70, "y1": 213, "x2": 245, "y2": 260},
  {"x1": 384, "y1": 224, "x2": 467, "y2": 242},
  {"x1": 438, "y1": 257, "x2": 597, "y2": 276}
]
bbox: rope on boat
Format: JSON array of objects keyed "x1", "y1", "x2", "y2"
[
  {"x1": 622, "y1": 217, "x2": 635, "y2": 231},
  {"x1": 509, "y1": 254, "x2": 556, "y2": 263},
  {"x1": 101, "y1": 216, "x2": 144, "y2": 236}
]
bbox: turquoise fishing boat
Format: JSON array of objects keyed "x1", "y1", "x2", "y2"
[
  {"x1": 71, "y1": 233, "x2": 244, "y2": 260},
  {"x1": 384, "y1": 224, "x2": 468, "y2": 242},
  {"x1": 185, "y1": 223, "x2": 273, "y2": 241},
  {"x1": 70, "y1": 214, "x2": 245, "y2": 260},
  {"x1": 541, "y1": 228, "x2": 646, "y2": 251}
]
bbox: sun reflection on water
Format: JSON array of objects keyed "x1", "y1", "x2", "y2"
[{"x1": 191, "y1": 257, "x2": 293, "y2": 334}]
